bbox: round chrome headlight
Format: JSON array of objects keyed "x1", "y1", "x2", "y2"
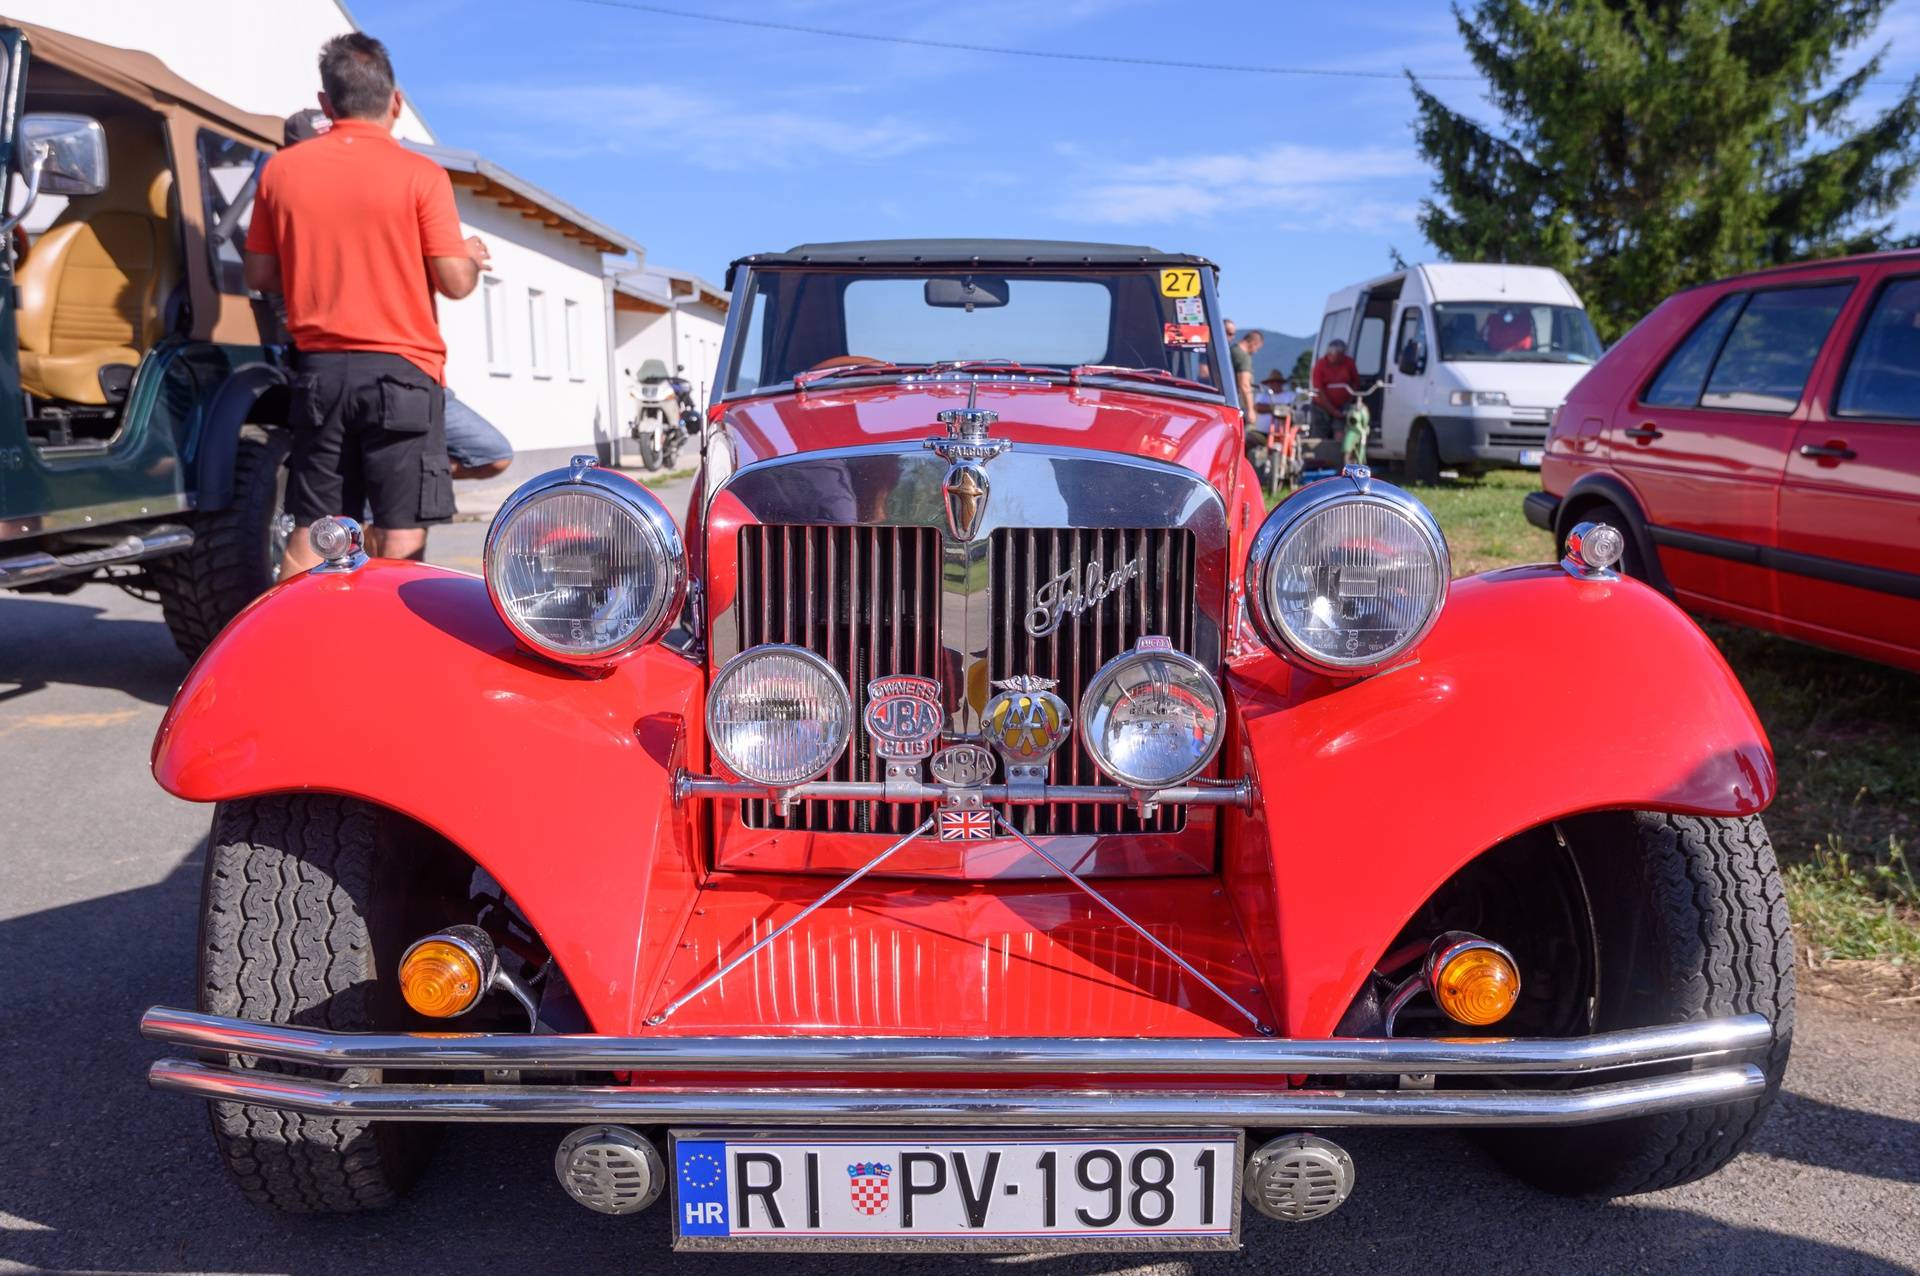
[
  {"x1": 1080, "y1": 642, "x2": 1225, "y2": 789},
  {"x1": 707, "y1": 645, "x2": 853, "y2": 787},
  {"x1": 1245, "y1": 470, "x2": 1449, "y2": 675},
  {"x1": 485, "y1": 459, "x2": 685, "y2": 664}
]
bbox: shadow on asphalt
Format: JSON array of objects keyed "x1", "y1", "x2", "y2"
[
  {"x1": 0, "y1": 594, "x2": 185, "y2": 708},
  {"x1": 0, "y1": 846, "x2": 1911, "y2": 1276}
]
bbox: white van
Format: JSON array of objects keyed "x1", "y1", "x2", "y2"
[{"x1": 1312, "y1": 263, "x2": 1602, "y2": 481}]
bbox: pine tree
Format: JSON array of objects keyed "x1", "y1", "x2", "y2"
[{"x1": 1411, "y1": 1, "x2": 1920, "y2": 339}]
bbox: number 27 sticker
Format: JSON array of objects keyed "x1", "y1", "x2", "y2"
[{"x1": 1159, "y1": 268, "x2": 1200, "y2": 298}]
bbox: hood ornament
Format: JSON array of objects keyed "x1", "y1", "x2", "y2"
[{"x1": 929, "y1": 382, "x2": 1009, "y2": 540}]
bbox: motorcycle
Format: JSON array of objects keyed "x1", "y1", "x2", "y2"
[{"x1": 628, "y1": 360, "x2": 698, "y2": 471}]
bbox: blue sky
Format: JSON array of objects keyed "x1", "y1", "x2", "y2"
[{"x1": 355, "y1": 0, "x2": 1920, "y2": 338}]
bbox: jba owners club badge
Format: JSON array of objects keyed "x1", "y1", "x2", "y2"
[{"x1": 863, "y1": 675, "x2": 942, "y2": 760}]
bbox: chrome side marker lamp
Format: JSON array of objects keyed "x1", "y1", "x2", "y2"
[
  {"x1": 1561, "y1": 520, "x2": 1625, "y2": 579},
  {"x1": 308, "y1": 516, "x2": 366, "y2": 574}
]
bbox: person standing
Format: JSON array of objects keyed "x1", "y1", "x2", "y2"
[
  {"x1": 1311, "y1": 337, "x2": 1360, "y2": 436},
  {"x1": 1228, "y1": 325, "x2": 1263, "y2": 428},
  {"x1": 244, "y1": 33, "x2": 490, "y2": 573}
]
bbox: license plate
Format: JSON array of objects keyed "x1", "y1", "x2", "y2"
[
  {"x1": 671, "y1": 1130, "x2": 1240, "y2": 1251},
  {"x1": 1519, "y1": 448, "x2": 1545, "y2": 467}
]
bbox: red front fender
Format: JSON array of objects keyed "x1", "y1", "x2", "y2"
[
  {"x1": 152, "y1": 562, "x2": 706, "y2": 1035},
  {"x1": 1224, "y1": 564, "x2": 1775, "y2": 1038}
]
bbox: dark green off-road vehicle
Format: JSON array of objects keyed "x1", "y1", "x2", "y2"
[{"x1": 0, "y1": 20, "x2": 296, "y2": 658}]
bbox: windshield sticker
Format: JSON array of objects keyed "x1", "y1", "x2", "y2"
[
  {"x1": 1175, "y1": 296, "x2": 1204, "y2": 325},
  {"x1": 1164, "y1": 322, "x2": 1210, "y2": 349},
  {"x1": 1159, "y1": 267, "x2": 1201, "y2": 298}
]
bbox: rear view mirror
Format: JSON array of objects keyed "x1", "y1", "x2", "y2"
[
  {"x1": 1398, "y1": 340, "x2": 1426, "y2": 377},
  {"x1": 925, "y1": 276, "x2": 1009, "y2": 309},
  {"x1": 20, "y1": 114, "x2": 108, "y2": 196}
]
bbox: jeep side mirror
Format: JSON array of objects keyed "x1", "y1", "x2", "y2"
[{"x1": 21, "y1": 114, "x2": 108, "y2": 196}]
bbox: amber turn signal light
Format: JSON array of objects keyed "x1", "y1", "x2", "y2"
[
  {"x1": 399, "y1": 926, "x2": 498, "y2": 1019},
  {"x1": 1428, "y1": 935, "x2": 1521, "y2": 1027}
]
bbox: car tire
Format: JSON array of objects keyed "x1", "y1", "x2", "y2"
[
  {"x1": 197, "y1": 795, "x2": 437, "y2": 1211},
  {"x1": 1407, "y1": 423, "x2": 1442, "y2": 486},
  {"x1": 1484, "y1": 811, "x2": 1794, "y2": 1196},
  {"x1": 151, "y1": 426, "x2": 291, "y2": 663}
]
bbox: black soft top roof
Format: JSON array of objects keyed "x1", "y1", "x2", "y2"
[{"x1": 725, "y1": 238, "x2": 1216, "y2": 288}]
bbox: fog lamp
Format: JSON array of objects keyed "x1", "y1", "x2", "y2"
[
  {"x1": 1427, "y1": 933, "x2": 1521, "y2": 1027},
  {"x1": 707, "y1": 644, "x2": 853, "y2": 787},
  {"x1": 399, "y1": 925, "x2": 498, "y2": 1019},
  {"x1": 1080, "y1": 639, "x2": 1225, "y2": 789}
]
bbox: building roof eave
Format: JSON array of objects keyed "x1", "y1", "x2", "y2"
[{"x1": 407, "y1": 141, "x2": 643, "y2": 258}]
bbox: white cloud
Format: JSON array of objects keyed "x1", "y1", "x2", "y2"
[
  {"x1": 450, "y1": 82, "x2": 938, "y2": 171},
  {"x1": 1055, "y1": 142, "x2": 1428, "y2": 232}
]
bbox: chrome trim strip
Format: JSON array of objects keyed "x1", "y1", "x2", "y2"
[
  {"x1": 146, "y1": 1057, "x2": 1765, "y2": 1127},
  {"x1": 140, "y1": 1007, "x2": 1771, "y2": 1074},
  {"x1": 675, "y1": 775, "x2": 1251, "y2": 807},
  {"x1": 0, "y1": 492, "x2": 195, "y2": 543},
  {"x1": 0, "y1": 524, "x2": 193, "y2": 588}
]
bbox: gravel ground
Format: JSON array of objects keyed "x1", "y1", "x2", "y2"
[{"x1": 1, "y1": 511, "x2": 1916, "y2": 1275}]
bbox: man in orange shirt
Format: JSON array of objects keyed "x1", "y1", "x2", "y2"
[{"x1": 244, "y1": 33, "x2": 490, "y2": 573}]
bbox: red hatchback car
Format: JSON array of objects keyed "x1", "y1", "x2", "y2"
[{"x1": 1526, "y1": 250, "x2": 1920, "y2": 673}]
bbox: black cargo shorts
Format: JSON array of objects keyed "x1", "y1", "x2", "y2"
[{"x1": 284, "y1": 350, "x2": 456, "y2": 530}]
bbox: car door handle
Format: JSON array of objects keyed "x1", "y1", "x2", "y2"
[
  {"x1": 1625, "y1": 424, "x2": 1663, "y2": 444},
  {"x1": 1798, "y1": 442, "x2": 1856, "y2": 463}
]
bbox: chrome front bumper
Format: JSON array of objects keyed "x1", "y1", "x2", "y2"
[{"x1": 141, "y1": 1007, "x2": 1771, "y2": 1128}]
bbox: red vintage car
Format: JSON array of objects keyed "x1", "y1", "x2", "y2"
[
  {"x1": 1526, "y1": 249, "x2": 1920, "y2": 673},
  {"x1": 141, "y1": 241, "x2": 1790, "y2": 1250}
]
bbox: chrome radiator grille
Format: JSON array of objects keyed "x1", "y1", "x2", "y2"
[
  {"x1": 734, "y1": 524, "x2": 1196, "y2": 837},
  {"x1": 736, "y1": 525, "x2": 941, "y2": 834},
  {"x1": 991, "y1": 527, "x2": 1194, "y2": 836}
]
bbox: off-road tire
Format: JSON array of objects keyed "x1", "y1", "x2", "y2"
[
  {"x1": 1407, "y1": 422, "x2": 1442, "y2": 485},
  {"x1": 1486, "y1": 812, "x2": 1794, "y2": 1196},
  {"x1": 151, "y1": 426, "x2": 291, "y2": 662},
  {"x1": 197, "y1": 795, "x2": 436, "y2": 1211}
]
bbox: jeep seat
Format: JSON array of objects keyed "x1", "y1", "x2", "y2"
[{"x1": 18, "y1": 116, "x2": 179, "y2": 406}]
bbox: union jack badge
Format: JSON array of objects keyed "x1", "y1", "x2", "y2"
[
  {"x1": 938, "y1": 808, "x2": 995, "y2": 841},
  {"x1": 847, "y1": 1161, "x2": 893, "y2": 1215}
]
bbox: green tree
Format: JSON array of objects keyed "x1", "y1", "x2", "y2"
[
  {"x1": 1411, "y1": 1, "x2": 1920, "y2": 339},
  {"x1": 1290, "y1": 348, "x2": 1313, "y2": 386}
]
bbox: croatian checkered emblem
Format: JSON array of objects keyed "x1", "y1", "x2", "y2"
[
  {"x1": 938, "y1": 808, "x2": 994, "y2": 841},
  {"x1": 847, "y1": 1161, "x2": 892, "y2": 1215}
]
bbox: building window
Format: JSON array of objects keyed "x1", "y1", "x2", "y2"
[
  {"x1": 483, "y1": 276, "x2": 509, "y2": 373},
  {"x1": 564, "y1": 298, "x2": 584, "y2": 380},
  {"x1": 528, "y1": 287, "x2": 551, "y2": 377}
]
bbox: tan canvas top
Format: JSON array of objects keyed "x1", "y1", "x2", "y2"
[{"x1": 10, "y1": 18, "x2": 284, "y2": 150}]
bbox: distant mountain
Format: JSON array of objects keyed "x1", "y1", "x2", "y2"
[{"x1": 1241, "y1": 329, "x2": 1313, "y2": 382}]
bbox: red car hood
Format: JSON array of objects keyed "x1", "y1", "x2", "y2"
[{"x1": 719, "y1": 381, "x2": 1243, "y2": 488}]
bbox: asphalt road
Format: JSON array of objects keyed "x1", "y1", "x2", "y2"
[{"x1": 2, "y1": 499, "x2": 1917, "y2": 1275}]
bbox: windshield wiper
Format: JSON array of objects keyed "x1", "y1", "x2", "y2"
[
  {"x1": 1070, "y1": 364, "x2": 1218, "y2": 394},
  {"x1": 793, "y1": 360, "x2": 928, "y2": 387}
]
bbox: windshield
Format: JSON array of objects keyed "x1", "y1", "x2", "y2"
[
  {"x1": 1432, "y1": 302, "x2": 1602, "y2": 364},
  {"x1": 724, "y1": 269, "x2": 1227, "y2": 396}
]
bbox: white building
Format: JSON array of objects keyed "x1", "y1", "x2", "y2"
[
  {"x1": 9, "y1": 0, "x2": 649, "y2": 466},
  {"x1": 612, "y1": 267, "x2": 731, "y2": 419}
]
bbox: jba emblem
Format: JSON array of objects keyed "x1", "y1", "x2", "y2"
[
  {"x1": 847, "y1": 1161, "x2": 893, "y2": 1216},
  {"x1": 983, "y1": 675, "x2": 1071, "y2": 765},
  {"x1": 863, "y1": 676, "x2": 942, "y2": 760},
  {"x1": 929, "y1": 741, "x2": 996, "y2": 788}
]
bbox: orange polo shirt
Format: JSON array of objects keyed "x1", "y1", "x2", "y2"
[{"x1": 245, "y1": 118, "x2": 467, "y2": 382}]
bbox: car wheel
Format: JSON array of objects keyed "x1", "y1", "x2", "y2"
[
  {"x1": 1483, "y1": 811, "x2": 1794, "y2": 1196},
  {"x1": 197, "y1": 795, "x2": 439, "y2": 1211},
  {"x1": 150, "y1": 426, "x2": 291, "y2": 663},
  {"x1": 1406, "y1": 423, "x2": 1442, "y2": 486},
  {"x1": 1560, "y1": 499, "x2": 1647, "y2": 578}
]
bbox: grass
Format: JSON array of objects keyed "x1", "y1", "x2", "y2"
[{"x1": 1299, "y1": 467, "x2": 1920, "y2": 989}]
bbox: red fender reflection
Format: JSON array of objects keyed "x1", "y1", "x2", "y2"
[
  {"x1": 1222, "y1": 565, "x2": 1775, "y2": 1037},
  {"x1": 152, "y1": 562, "x2": 707, "y2": 1036}
]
